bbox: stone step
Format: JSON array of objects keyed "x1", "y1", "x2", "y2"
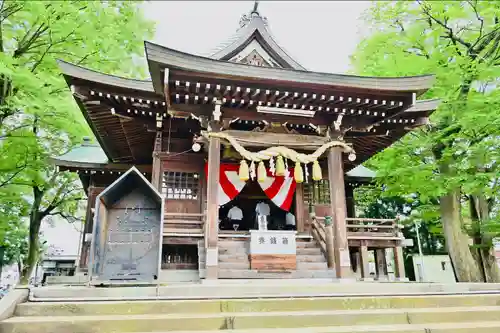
[
  {"x1": 296, "y1": 241, "x2": 320, "y2": 248},
  {"x1": 297, "y1": 262, "x2": 329, "y2": 270},
  {"x1": 76, "y1": 322, "x2": 500, "y2": 333},
  {"x1": 297, "y1": 248, "x2": 323, "y2": 255},
  {"x1": 219, "y1": 248, "x2": 248, "y2": 255},
  {"x1": 216, "y1": 269, "x2": 336, "y2": 279},
  {"x1": 218, "y1": 262, "x2": 251, "y2": 270},
  {"x1": 16, "y1": 295, "x2": 500, "y2": 317},
  {"x1": 296, "y1": 254, "x2": 327, "y2": 263},
  {"x1": 4, "y1": 307, "x2": 500, "y2": 333},
  {"x1": 198, "y1": 254, "x2": 249, "y2": 263},
  {"x1": 218, "y1": 241, "x2": 249, "y2": 248},
  {"x1": 29, "y1": 283, "x2": 500, "y2": 301}
]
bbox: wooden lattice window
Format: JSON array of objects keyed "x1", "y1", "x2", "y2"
[
  {"x1": 162, "y1": 172, "x2": 199, "y2": 200},
  {"x1": 304, "y1": 180, "x2": 331, "y2": 205}
]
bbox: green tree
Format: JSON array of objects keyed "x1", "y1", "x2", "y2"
[
  {"x1": 351, "y1": 1, "x2": 500, "y2": 282},
  {"x1": 0, "y1": 1, "x2": 154, "y2": 283}
]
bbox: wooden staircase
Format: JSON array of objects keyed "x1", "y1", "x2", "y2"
[{"x1": 199, "y1": 238, "x2": 335, "y2": 279}]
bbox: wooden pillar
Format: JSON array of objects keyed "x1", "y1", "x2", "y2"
[
  {"x1": 151, "y1": 131, "x2": 163, "y2": 190},
  {"x1": 393, "y1": 246, "x2": 406, "y2": 280},
  {"x1": 205, "y1": 134, "x2": 220, "y2": 279},
  {"x1": 327, "y1": 147, "x2": 351, "y2": 278},
  {"x1": 325, "y1": 221, "x2": 335, "y2": 269},
  {"x1": 359, "y1": 243, "x2": 371, "y2": 280},
  {"x1": 375, "y1": 248, "x2": 388, "y2": 280},
  {"x1": 295, "y1": 183, "x2": 305, "y2": 232}
]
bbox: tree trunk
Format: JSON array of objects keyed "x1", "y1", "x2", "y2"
[
  {"x1": 19, "y1": 226, "x2": 39, "y2": 285},
  {"x1": 440, "y1": 188, "x2": 482, "y2": 282},
  {"x1": 470, "y1": 193, "x2": 500, "y2": 282},
  {"x1": 19, "y1": 186, "x2": 44, "y2": 285}
]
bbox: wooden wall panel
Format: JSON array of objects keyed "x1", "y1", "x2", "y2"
[
  {"x1": 249, "y1": 254, "x2": 297, "y2": 271},
  {"x1": 164, "y1": 199, "x2": 201, "y2": 214}
]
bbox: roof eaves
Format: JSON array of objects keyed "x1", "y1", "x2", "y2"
[
  {"x1": 145, "y1": 42, "x2": 436, "y2": 93},
  {"x1": 405, "y1": 98, "x2": 441, "y2": 113},
  {"x1": 56, "y1": 60, "x2": 155, "y2": 93}
]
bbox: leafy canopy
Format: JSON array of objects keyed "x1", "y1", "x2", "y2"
[{"x1": 0, "y1": 0, "x2": 154, "y2": 273}]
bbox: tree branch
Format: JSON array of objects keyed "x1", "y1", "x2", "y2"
[
  {"x1": 467, "y1": 0, "x2": 484, "y2": 39},
  {"x1": 418, "y1": 0, "x2": 472, "y2": 51}
]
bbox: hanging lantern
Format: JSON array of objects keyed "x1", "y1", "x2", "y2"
[
  {"x1": 294, "y1": 161, "x2": 304, "y2": 183},
  {"x1": 276, "y1": 155, "x2": 285, "y2": 176},
  {"x1": 312, "y1": 160, "x2": 322, "y2": 181},
  {"x1": 239, "y1": 160, "x2": 249, "y2": 181},
  {"x1": 257, "y1": 161, "x2": 267, "y2": 183}
]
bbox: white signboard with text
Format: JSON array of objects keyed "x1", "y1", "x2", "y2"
[{"x1": 250, "y1": 230, "x2": 296, "y2": 255}]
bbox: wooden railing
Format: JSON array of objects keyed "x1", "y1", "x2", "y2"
[
  {"x1": 163, "y1": 212, "x2": 205, "y2": 236},
  {"x1": 310, "y1": 216, "x2": 403, "y2": 249},
  {"x1": 346, "y1": 217, "x2": 403, "y2": 239},
  {"x1": 311, "y1": 216, "x2": 327, "y2": 254}
]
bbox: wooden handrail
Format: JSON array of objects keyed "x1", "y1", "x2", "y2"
[
  {"x1": 346, "y1": 217, "x2": 395, "y2": 223},
  {"x1": 310, "y1": 216, "x2": 327, "y2": 255},
  {"x1": 311, "y1": 215, "x2": 402, "y2": 239}
]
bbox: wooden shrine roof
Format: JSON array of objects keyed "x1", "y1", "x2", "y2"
[
  {"x1": 56, "y1": 0, "x2": 437, "y2": 170},
  {"x1": 206, "y1": 8, "x2": 305, "y2": 70},
  {"x1": 145, "y1": 41, "x2": 435, "y2": 97},
  {"x1": 57, "y1": 58, "x2": 439, "y2": 168}
]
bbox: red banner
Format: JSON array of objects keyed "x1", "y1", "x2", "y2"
[{"x1": 204, "y1": 163, "x2": 296, "y2": 211}]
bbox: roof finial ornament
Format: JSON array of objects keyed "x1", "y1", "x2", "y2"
[
  {"x1": 252, "y1": 1, "x2": 260, "y2": 15},
  {"x1": 239, "y1": 1, "x2": 267, "y2": 28}
]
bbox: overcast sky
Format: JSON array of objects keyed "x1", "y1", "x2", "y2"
[{"x1": 142, "y1": 1, "x2": 371, "y2": 74}]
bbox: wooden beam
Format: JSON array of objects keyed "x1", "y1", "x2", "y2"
[
  {"x1": 205, "y1": 121, "x2": 221, "y2": 279},
  {"x1": 359, "y1": 243, "x2": 370, "y2": 280},
  {"x1": 328, "y1": 146, "x2": 351, "y2": 278},
  {"x1": 198, "y1": 130, "x2": 331, "y2": 151},
  {"x1": 393, "y1": 246, "x2": 406, "y2": 280},
  {"x1": 164, "y1": 68, "x2": 171, "y2": 107},
  {"x1": 295, "y1": 183, "x2": 305, "y2": 233},
  {"x1": 151, "y1": 131, "x2": 163, "y2": 190}
]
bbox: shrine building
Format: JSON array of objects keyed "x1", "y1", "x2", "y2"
[{"x1": 54, "y1": 4, "x2": 438, "y2": 283}]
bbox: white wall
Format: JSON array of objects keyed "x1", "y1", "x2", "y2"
[
  {"x1": 40, "y1": 216, "x2": 82, "y2": 258},
  {"x1": 412, "y1": 255, "x2": 456, "y2": 283},
  {"x1": 1, "y1": 216, "x2": 83, "y2": 288}
]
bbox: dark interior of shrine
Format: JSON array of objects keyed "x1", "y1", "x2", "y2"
[
  {"x1": 218, "y1": 180, "x2": 296, "y2": 232},
  {"x1": 162, "y1": 244, "x2": 199, "y2": 270}
]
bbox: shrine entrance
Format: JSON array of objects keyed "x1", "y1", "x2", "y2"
[{"x1": 218, "y1": 180, "x2": 297, "y2": 232}]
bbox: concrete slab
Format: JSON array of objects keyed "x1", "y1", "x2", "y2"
[
  {"x1": 3, "y1": 307, "x2": 500, "y2": 333},
  {"x1": 0, "y1": 288, "x2": 29, "y2": 321},
  {"x1": 15, "y1": 294, "x2": 500, "y2": 317},
  {"x1": 28, "y1": 282, "x2": 500, "y2": 301}
]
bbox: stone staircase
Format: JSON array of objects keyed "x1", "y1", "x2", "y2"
[
  {"x1": 4, "y1": 284, "x2": 500, "y2": 332},
  {"x1": 199, "y1": 238, "x2": 335, "y2": 279}
]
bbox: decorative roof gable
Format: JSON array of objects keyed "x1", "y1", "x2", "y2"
[{"x1": 207, "y1": 2, "x2": 305, "y2": 70}]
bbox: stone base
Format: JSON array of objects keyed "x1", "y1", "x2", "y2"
[
  {"x1": 204, "y1": 265, "x2": 218, "y2": 279},
  {"x1": 358, "y1": 277, "x2": 375, "y2": 282},
  {"x1": 395, "y1": 277, "x2": 410, "y2": 282}
]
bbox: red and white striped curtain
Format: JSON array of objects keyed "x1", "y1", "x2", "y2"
[{"x1": 205, "y1": 163, "x2": 296, "y2": 211}]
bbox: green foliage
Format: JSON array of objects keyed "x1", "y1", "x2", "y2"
[
  {"x1": 355, "y1": 185, "x2": 445, "y2": 256},
  {"x1": 0, "y1": 0, "x2": 155, "y2": 281},
  {"x1": 351, "y1": 0, "x2": 500, "y2": 281},
  {"x1": 351, "y1": 0, "x2": 500, "y2": 231},
  {"x1": 351, "y1": 1, "x2": 500, "y2": 282}
]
